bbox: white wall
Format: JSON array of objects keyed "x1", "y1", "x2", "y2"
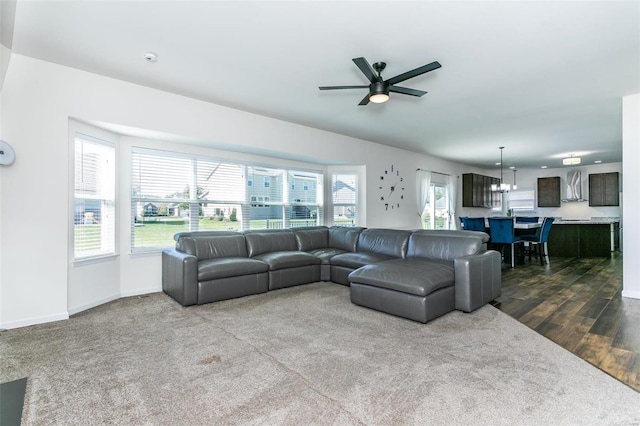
[
  {"x1": 622, "y1": 94, "x2": 639, "y2": 299},
  {"x1": 0, "y1": 54, "x2": 470, "y2": 328},
  {"x1": 0, "y1": 0, "x2": 16, "y2": 91}
]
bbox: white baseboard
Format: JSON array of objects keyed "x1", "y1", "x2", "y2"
[
  {"x1": 0, "y1": 312, "x2": 69, "y2": 330},
  {"x1": 621, "y1": 289, "x2": 640, "y2": 299},
  {"x1": 2, "y1": 287, "x2": 163, "y2": 330},
  {"x1": 68, "y1": 293, "x2": 121, "y2": 316},
  {"x1": 68, "y1": 286, "x2": 161, "y2": 316},
  {"x1": 120, "y1": 286, "x2": 161, "y2": 298}
]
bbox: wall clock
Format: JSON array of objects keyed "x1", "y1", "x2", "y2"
[
  {"x1": 0, "y1": 140, "x2": 16, "y2": 166},
  {"x1": 379, "y1": 164, "x2": 405, "y2": 210}
]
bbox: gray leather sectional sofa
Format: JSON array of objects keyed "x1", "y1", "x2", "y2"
[{"x1": 162, "y1": 226, "x2": 501, "y2": 323}]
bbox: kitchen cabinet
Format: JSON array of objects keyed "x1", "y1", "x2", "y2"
[
  {"x1": 547, "y1": 221, "x2": 619, "y2": 257},
  {"x1": 462, "y1": 173, "x2": 500, "y2": 208},
  {"x1": 589, "y1": 172, "x2": 619, "y2": 206},
  {"x1": 537, "y1": 177, "x2": 561, "y2": 207}
]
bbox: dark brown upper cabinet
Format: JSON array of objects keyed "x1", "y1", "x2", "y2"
[
  {"x1": 463, "y1": 173, "x2": 501, "y2": 208},
  {"x1": 589, "y1": 172, "x2": 619, "y2": 206},
  {"x1": 537, "y1": 177, "x2": 561, "y2": 207}
]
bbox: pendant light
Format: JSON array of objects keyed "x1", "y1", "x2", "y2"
[
  {"x1": 512, "y1": 168, "x2": 517, "y2": 190},
  {"x1": 491, "y1": 147, "x2": 510, "y2": 192}
]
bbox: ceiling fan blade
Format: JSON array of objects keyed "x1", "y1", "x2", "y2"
[
  {"x1": 319, "y1": 85, "x2": 369, "y2": 90},
  {"x1": 386, "y1": 61, "x2": 441, "y2": 85},
  {"x1": 389, "y1": 86, "x2": 427, "y2": 97},
  {"x1": 358, "y1": 93, "x2": 370, "y2": 106},
  {"x1": 352, "y1": 57, "x2": 378, "y2": 83}
]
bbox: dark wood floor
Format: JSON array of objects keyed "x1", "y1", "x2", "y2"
[{"x1": 491, "y1": 251, "x2": 640, "y2": 392}]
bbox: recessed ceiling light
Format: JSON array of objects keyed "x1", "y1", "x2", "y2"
[
  {"x1": 509, "y1": 166, "x2": 515, "y2": 169},
  {"x1": 144, "y1": 52, "x2": 158, "y2": 63},
  {"x1": 495, "y1": 162, "x2": 501, "y2": 166},
  {"x1": 594, "y1": 160, "x2": 602, "y2": 164},
  {"x1": 541, "y1": 166, "x2": 548, "y2": 169}
]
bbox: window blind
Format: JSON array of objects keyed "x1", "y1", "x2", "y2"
[{"x1": 130, "y1": 148, "x2": 325, "y2": 250}]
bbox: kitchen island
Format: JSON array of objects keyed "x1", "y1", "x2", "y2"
[{"x1": 547, "y1": 218, "x2": 620, "y2": 257}]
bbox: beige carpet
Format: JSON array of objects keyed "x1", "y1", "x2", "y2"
[{"x1": 1, "y1": 282, "x2": 639, "y2": 425}]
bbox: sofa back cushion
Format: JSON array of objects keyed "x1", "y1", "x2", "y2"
[
  {"x1": 294, "y1": 226, "x2": 329, "y2": 251},
  {"x1": 413, "y1": 229, "x2": 490, "y2": 243},
  {"x1": 357, "y1": 228, "x2": 411, "y2": 258},
  {"x1": 244, "y1": 229, "x2": 298, "y2": 257},
  {"x1": 176, "y1": 233, "x2": 248, "y2": 260},
  {"x1": 173, "y1": 230, "x2": 240, "y2": 241},
  {"x1": 329, "y1": 226, "x2": 365, "y2": 252},
  {"x1": 407, "y1": 232, "x2": 483, "y2": 261}
]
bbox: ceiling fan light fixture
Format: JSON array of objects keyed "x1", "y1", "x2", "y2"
[
  {"x1": 369, "y1": 93, "x2": 389, "y2": 104},
  {"x1": 369, "y1": 81, "x2": 389, "y2": 104}
]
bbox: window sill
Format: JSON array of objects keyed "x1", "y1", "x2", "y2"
[
  {"x1": 73, "y1": 254, "x2": 119, "y2": 267},
  {"x1": 129, "y1": 249, "x2": 165, "y2": 258}
]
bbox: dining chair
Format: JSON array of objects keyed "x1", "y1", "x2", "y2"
[
  {"x1": 488, "y1": 217, "x2": 523, "y2": 268},
  {"x1": 520, "y1": 217, "x2": 555, "y2": 265},
  {"x1": 460, "y1": 216, "x2": 486, "y2": 232}
]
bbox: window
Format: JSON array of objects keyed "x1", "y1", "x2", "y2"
[
  {"x1": 131, "y1": 149, "x2": 245, "y2": 251},
  {"x1": 74, "y1": 135, "x2": 116, "y2": 259},
  {"x1": 421, "y1": 184, "x2": 450, "y2": 230},
  {"x1": 288, "y1": 171, "x2": 322, "y2": 227},
  {"x1": 331, "y1": 172, "x2": 358, "y2": 226},
  {"x1": 420, "y1": 172, "x2": 456, "y2": 230},
  {"x1": 130, "y1": 148, "x2": 323, "y2": 250},
  {"x1": 509, "y1": 189, "x2": 535, "y2": 213}
]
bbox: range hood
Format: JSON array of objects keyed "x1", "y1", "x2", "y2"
[{"x1": 562, "y1": 169, "x2": 588, "y2": 202}]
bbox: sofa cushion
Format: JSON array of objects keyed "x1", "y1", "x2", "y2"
[
  {"x1": 357, "y1": 228, "x2": 411, "y2": 258},
  {"x1": 330, "y1": 252, "x2": 396, "y2": 269},
  {"x1": 307, "y1": 247, "x2": 347, "y2": 263},
  {"x1": 407, "y1": 232, "x2": 483, "y2": 261},
  {"x1": 252, "y1": 251, "x2": 321, "y2": 271},
  {"x1": 294, "y1": 226, "x2": 329, "y2": 251},
  {"x1": 177, "y1": 234, "x2": 248, "y2": 260},
  {"x1": 328, "y1": 226, "x2": 365, "y2": 252},
  {"x1": 198, "y1": 257, "x2": 268, "y2": 281},
  {"x1": 244, "y1": 230, "x2": 298, "y2": 257},
  {"x1": 348, "y1": 258, "x2": 454, "y2": 297}
]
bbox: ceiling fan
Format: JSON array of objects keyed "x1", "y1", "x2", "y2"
[{"x1": 319, "y1": 57, "x2": 441, "y2": 106}]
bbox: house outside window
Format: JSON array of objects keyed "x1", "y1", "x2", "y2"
[{"x1": 331, "y1": 172, "x2": 358, "y2": 226}]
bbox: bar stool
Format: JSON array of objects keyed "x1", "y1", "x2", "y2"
[
  {"x1": 488, "y1": 217, "x2": 523, "y2": 268},
  {"x1": 520, "y1": 217, "x2": 555, "y2": 265}
]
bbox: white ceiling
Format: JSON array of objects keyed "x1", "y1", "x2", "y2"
[{"x1": 10, "y1": 1, "x2": 640, "y2": 170}]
